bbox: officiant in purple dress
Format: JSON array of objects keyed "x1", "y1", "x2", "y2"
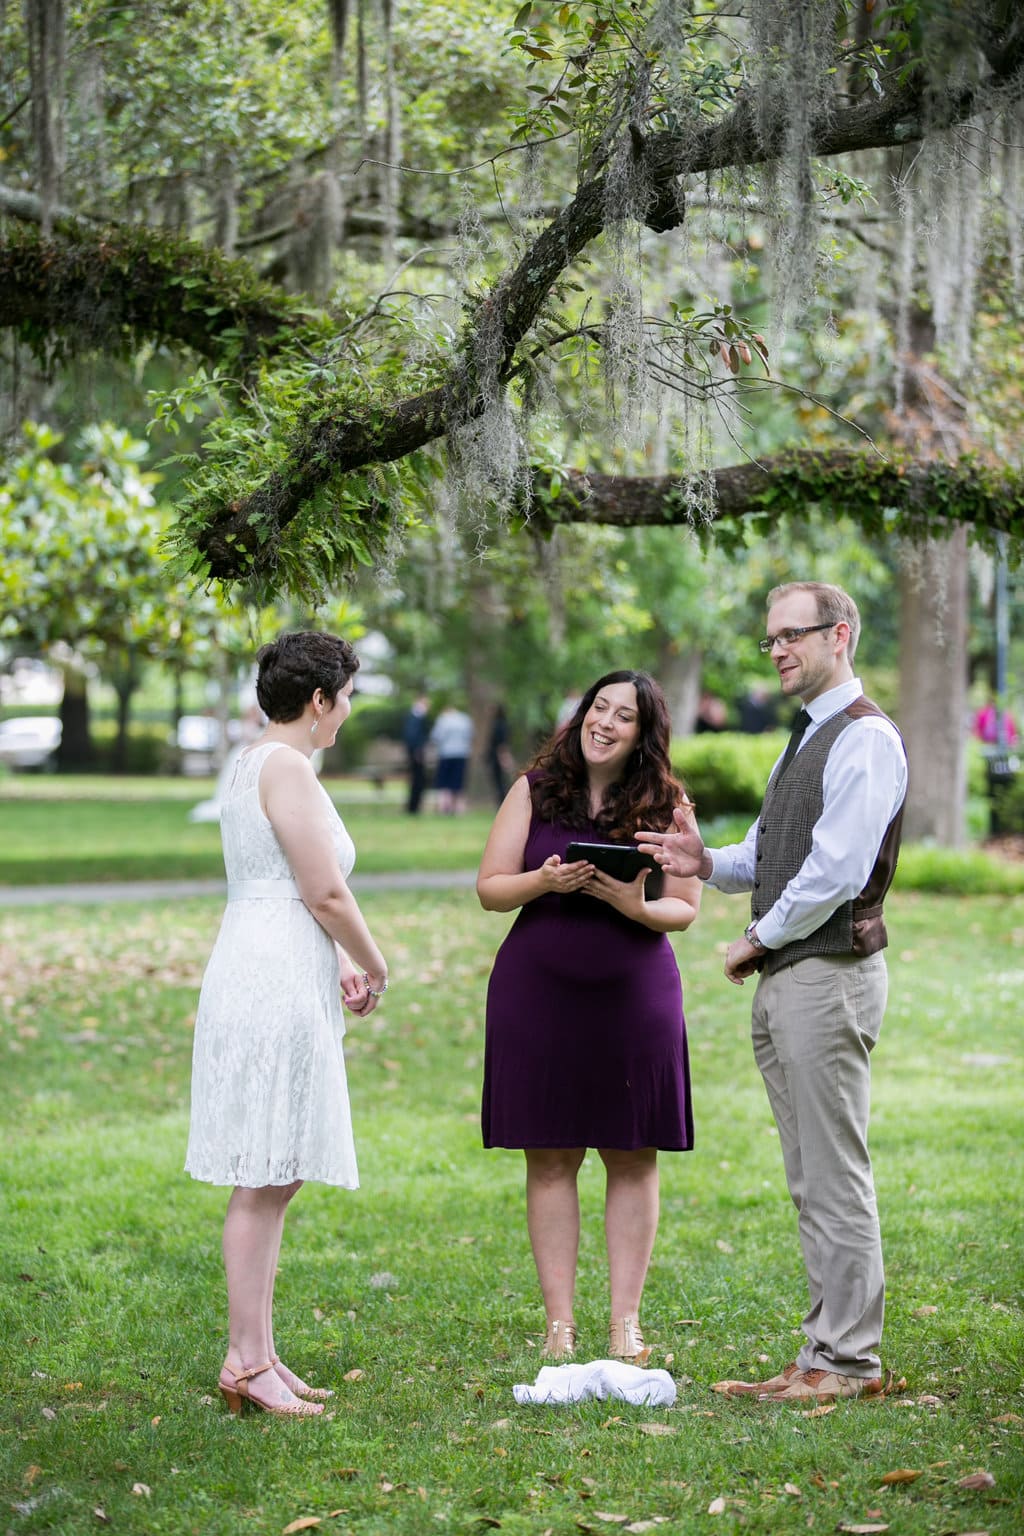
[{"x1": 476, "y1": 671, "x2": 702, "y2": 1364}]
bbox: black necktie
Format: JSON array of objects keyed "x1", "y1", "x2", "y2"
[{"x1": 778, "y1": 708, "x2": 811, "y2": 775}]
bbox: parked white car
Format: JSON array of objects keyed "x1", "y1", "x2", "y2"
[{"x1": 0, "y1": 716, "x2": 62, "y2": 769}]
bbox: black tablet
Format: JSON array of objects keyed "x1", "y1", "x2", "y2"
[{"x1": 564, "y1": 841, "x2": 664, "y2": 900}]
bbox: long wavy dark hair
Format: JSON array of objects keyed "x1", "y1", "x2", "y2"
[{"x1": 529, "y1": 670, "x2": 686, "y2": 839}]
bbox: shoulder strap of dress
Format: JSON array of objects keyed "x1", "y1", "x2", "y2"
[{"x1": 234, "y1": 739, "x2": 291, "y2": 790}]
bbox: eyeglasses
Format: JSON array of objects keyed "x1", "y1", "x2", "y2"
[{"x1": 758, "y1": 623, "x2": 834, "y2": 655}]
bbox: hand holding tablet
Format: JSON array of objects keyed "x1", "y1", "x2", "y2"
[{"x1": 564, "y1": 841, "x2": 664, "y2": 900}]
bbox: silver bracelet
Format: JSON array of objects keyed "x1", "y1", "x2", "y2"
[{"x1": 363, "y1": 973, "x2": 388, "y2": 998}]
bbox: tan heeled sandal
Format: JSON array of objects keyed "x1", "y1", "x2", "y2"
[
  {"x1": 272, "y1": 1354, "x2": 335, "y2": 1402},
  {"x1": 608, "y1": 1316, "x2": 650, "y2": 1363},
  {"x1": 541, "y1": 1319, "x2": 577, "y2": 1360},
  {"x1": 218, "y1": 1359, "x2": 324, "y2": 1417}
]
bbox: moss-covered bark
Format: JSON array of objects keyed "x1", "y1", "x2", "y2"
[
  {"x1": 541, "y1": 453, "x2": 1024, "y2": 548},
  {"x1": 0, "y1": 221, "x2": 329, "y2": 369}
]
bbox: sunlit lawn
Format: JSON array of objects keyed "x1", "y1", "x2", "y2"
[
  {"x1": 3, "y1": 776, "x2": 1023, "y2": 898},
  {"x1": 0, "y1": 775, "x2": 494, "y2": 883},
  {"x1": 1, "y1": 880, "x2": 1021, "y2": 1535}
]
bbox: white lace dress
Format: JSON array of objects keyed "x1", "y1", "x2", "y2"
[{"x1": 185, "y1": 741, "x2": 359, "y2": 1188}]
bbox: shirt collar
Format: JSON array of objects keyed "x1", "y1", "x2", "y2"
[{"x1": 804, "y1": 677, "x2": 863, "y2": 724}]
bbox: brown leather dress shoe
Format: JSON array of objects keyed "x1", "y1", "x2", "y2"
[
  {"x1": 765, "y1": 1367, "x2": 895, "y2": 1402},
  {"x1": 712, "y1": 1361, "x2": 799, "y2": 1397}
]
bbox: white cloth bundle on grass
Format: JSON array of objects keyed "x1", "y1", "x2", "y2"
[{"x1": 513, "y1": 1360, "x2": 676, "y2": 1407}]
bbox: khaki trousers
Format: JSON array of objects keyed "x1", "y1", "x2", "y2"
[{"x1": 751, "y1": 951, "x2": 888, "y2": 1377}]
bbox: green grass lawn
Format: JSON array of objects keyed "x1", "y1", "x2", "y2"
[
  {"x1": 0, "y1": 777, "x2": 495, "y2": 884},
  {"x1": 2, "y1": 776, "x2": 1023, "y2": 896},
  {"x1": 0, "y1": 883, "x2": 1021, "y2": 1535}
]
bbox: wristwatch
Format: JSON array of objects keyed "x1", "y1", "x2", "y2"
[{"x1": 744, "y1": 921, "x2": 767, "y2": 952}]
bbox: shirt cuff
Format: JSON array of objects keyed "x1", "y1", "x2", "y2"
[{"x1": 751, "y1": 910, "x2": 785, "y2": 950}]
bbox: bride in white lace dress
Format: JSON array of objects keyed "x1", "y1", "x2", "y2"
[{"x1": 185, "y1": 632, "x2": 388, "y2": 1419}]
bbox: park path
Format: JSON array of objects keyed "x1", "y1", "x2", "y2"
[{"x1": 0, "y1": 870, "x2": 478, "y2": 907}]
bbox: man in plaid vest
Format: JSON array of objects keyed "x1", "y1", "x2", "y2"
[{"x1": 639, "y1": 582, "x2": 907, "y2": 1403}]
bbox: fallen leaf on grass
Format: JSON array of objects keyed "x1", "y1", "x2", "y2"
[
  {"x1": 801, "y1": 1402, "x2": 835, "y2": 1418},
  {"x1": 638, "y1": 1423, "x2": 676, "y2": 1436},
  {"x1": 23, "y1": 1467, "x2": 42, "y2": 1487},
  {"x1": 917, "y1": 1394, "x2": 943, "y2": 1407},
  {"x1": 783, "y1": 1483, "x2": 801, "y2": 1496},
  {"x1": 593, "y1": 1516, "x2": 629, "y2": 1525},
  {"x1": 992, "y1": 1412, "x2": 1022, "y2": 1424},
  {"x1": 283, "y1": 1520, "x2": 322, "y2": 1534},
  {"x1": 328, "y1": 1468, "x2": 359, "y2": 1480},
  {"x1": 41, "y1": 1407, "x2": 56, "y2": 1421},
  {"x1": 958, "y1": 1471, "x2": 996, "y2": 1490},
  {"x1": 132, "y1": 1483, "x2": 152, "y2": 1497},
  {"x1": 837, "y1": 1525, "x2": 888, "y2": 1533},
  {"x1": 343, "y1": 1368, "x2": 364, "y2": 1381},
  {"x1": 912, "y1": 1305, "x2": 938, "y2": 1317},
  {"x1": 93, "y1": 1512, "x2": 110, "y2": 1526},
  {"x1": 707, "y1": 1497, "x2": 726, "y2": 1515},
  {"x1": 623, "y1": 1522, "x2": 669, "y2": 1532},
  {"x1": 715, "y1": 1240, "x2": 733, "y2": 1254},
  {"x1": 880, "y1": 1469, "x2": 922, "y2": 1485}
]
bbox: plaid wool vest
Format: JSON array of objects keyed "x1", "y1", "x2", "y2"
[{"x1": 751, "y1": 697, "x2": 905, "y2": 975}]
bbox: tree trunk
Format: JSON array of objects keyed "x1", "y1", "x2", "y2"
[
  {"x1": 56, "y1": 663, "x2": 94, "y2": 770},
  {"x1": 652, "y1": 636, "x2": 703, "y2": 737},
  {"x1": 112, "y1": 684, "x2": 130, "y2": 773},
  {"x1": 898, "y1": 529, "x2": 969, "y2": 845}
]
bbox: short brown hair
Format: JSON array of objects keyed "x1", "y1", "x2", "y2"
[
  {"x1": 256, "y1": 631, "x2": 359, "y2": 721},
  {"x1": 767, "y1": 581, "x2": 861, "y2": 662}
]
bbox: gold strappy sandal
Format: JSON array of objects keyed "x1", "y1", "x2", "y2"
[
  {"x1": 218, "y1": 1360, "x2": 324, "y2": 1417},
  {"x1": 272, "y1": 1354, "x2": 335, "y2": 1401},
  {"x1": 541, "y1": 1319, "x2": 577, "y2": 1360},
  {"x1": 608, "y1": 1316, "x2": 650, "y2": 1363}
]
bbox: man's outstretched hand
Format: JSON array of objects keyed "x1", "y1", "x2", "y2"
[{"x1": 635, "y1": 800, "x2": 712, "y2": 880}]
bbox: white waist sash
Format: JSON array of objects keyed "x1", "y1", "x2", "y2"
[{"x1": 227, "y1": 878, "x2": 302, "y2": 901}]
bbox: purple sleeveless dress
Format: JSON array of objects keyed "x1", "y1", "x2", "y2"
[{"x1": 481, "y1": 800, "x2": 694, "y2": 1151}]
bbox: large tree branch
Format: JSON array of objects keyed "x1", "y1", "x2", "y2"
[
  {"x1": 0, "y1": 209, "x2": 328, "y2": 367},
  {"x1": 541, "y1": 453, "x2": 1024, "y2": 542},
  {"x1": 1, "y1": 10, "x2": 1021, "y2": 578},
  {"x1": 195, "y1": 18, "x2": 1024, "y2": 576}
]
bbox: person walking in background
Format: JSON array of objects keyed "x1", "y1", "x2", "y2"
[
  {"x1": 487, "y1": 702, "x2": 514, "y2": 806},
  {"x1": 973, "y1": 696, "x2": 1018, "y2": 747},
  {"x1": 694, "y1": 690, "x2": 728, "y2": 734},
  {"x1": 185, "y1": 632, "x2": 389, "y2": 1418},
  {"x1": 736, "y1": 681, "x2": 778, "y2": 734},
  {"x1": 402, "y1": 692, "x2": 431, "y2": 814},
  {"x1": 638, "y1": 583, "x2": 907, "y2": 1404},
  {"x1": 477, "y1": 671, "x2": 702, "y2": 1363},
  {"x1": 430, "y1": 700, "x2": 474, "y2": 814}
]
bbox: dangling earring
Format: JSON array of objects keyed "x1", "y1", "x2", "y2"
[{"x1": 311, "y1": 716, "x2": 320, "y2": 738}]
